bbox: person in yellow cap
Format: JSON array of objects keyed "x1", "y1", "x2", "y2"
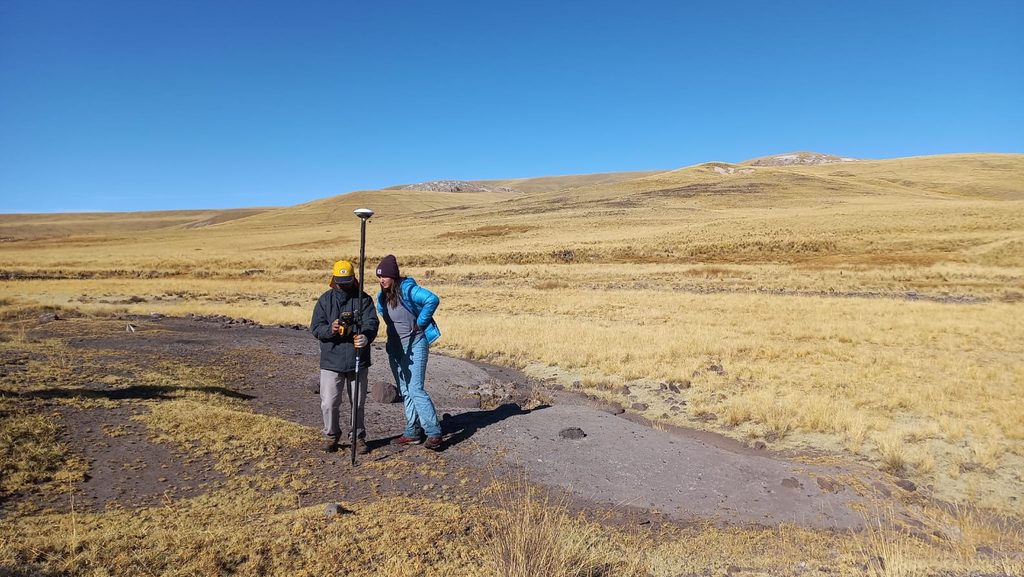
[{"x1": 310, "y1": 260, "x2": 379, "y2": 454}]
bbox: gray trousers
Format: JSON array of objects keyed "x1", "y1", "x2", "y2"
[{"x1": 320, "y1": 369, "x2": 368, "y2": 439}]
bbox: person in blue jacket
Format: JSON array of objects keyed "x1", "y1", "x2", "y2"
[{"x1": 374, "y1": 254, "x2": 444, "y2": 450}]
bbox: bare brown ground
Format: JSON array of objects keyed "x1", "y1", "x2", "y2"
[{"x1": 2, "y1": 314, "x2": 921, "y2": 534}]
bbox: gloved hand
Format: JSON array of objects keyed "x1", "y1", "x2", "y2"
[{"x1": 353, "y1": 334, "x2": 367, "y2": 348}]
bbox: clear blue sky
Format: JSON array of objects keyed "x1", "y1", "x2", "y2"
[{"x1": 1, "y1": 0, "x2": 1022, "y2": 212}]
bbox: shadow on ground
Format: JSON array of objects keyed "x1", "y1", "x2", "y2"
[
  {"x1": 19, "y1": 384, "x2": 255, "y2": 401},
  {"x1": 440, "y1": 402, "x2": 546, "y2": 448}
]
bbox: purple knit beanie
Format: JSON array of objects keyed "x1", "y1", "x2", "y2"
[{"x1": 376, "y1": 254, "x2": 400, "y2": 279}]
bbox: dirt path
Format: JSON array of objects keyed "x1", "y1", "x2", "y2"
[{"x1": 16, "y1": 315, "x2": 903, "y2": 529}]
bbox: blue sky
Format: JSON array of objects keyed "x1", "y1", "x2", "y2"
[{"x1": 1, "y1": 0, "x2": 1021, "y2": 212}]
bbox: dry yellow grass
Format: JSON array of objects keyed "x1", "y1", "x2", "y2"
[
  {"x1": 2, "y1": 310, "x2": 1023, "y2": 575},
  {"x1": 2, "y1": 153, "x2": 1023, "y2": 521}
]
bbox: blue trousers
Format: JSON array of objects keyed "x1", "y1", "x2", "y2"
[{"x1": 387, "y1": 333, "x2": 442, "y2": 438}]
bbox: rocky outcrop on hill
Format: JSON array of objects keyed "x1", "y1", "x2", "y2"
[
  {"x1": 743, "y1": 152, "x2": 859, "y2": 166},
  {"x1": 400, "y1": 180, "x2": 518, "y2": 193}
]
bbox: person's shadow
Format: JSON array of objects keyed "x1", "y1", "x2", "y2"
[
  {"x1": 20, "y1": 384, "x2": 255, "y2": 402},
  {"x1": 365, "y1": 402, "x2": 549, "y2": 453},
  {"x1": 439, "y1": 402, "x2": 548, "y2": 449}
]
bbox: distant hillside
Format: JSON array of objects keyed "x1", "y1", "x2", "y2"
[
  {"x1": 389, "y1": 170, "x2": 667, "y2": 195},
  {"x1": 741, "y1": 152, "x2": 859, "y2": 166},
  {"x1": 0, "y1": 208, "x2": 268, "y2": 242},
  {"x1": 397, "y1": 180, "x2": 518, "y2": 193}
]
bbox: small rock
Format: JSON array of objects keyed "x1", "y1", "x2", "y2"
[
  {"x1": 752, "y1": 440, "x2": 767, "y2": 450},
  {"x1": 895, "y1": 479, "x2": 917, "y2": 492},
  {"x1": 958, "y1": 461, "x2": 980, "y2": 473},
  {"x1": 816, "y1": 477, "x2": 842, "y2": 493},
  {"x1": 709, "y1": 363, "x2": 725, "y2": 375},
  {"x1": 559, "y1": 427, "x2": 586, "y2": 440},
  {"x1": 631, "y1": 402, "x2": 649, "y2": 411},
  {"x1": 781, "y1": 477, "x2": 801, "y2": 489},
  {"x1": 975, "y1": 545, "x2": 996, "y2": 558},
  {"x1": 602, "y1": 404, "x2": 624, "y2": 415},
  {"x1": 669, "y1": 405, "x2": 682, "y2": 413},
  {"x1": 453, "y1": 396, "x2": 481, "y2": 409},
  {"x1": 619, "y1": 386, "x2": 631, "y2": 396},
  {"x1": 38, "y1": 312, "x2": 59, "y2": 323}
]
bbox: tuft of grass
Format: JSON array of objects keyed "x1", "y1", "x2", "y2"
[
  {"x1": 136, "y1": 399, "x2": 312, "y2": 473},
  {"x1": 874, "y1": 432, "x2": 907, "y2": 476},
  {"x1": 0, "y1": 406, "x2": 86, "y2": 497},
  {"x1": 855, "y1": 508, "x2": 914, "y2": 577},
  {"x1": 487, "y1": 481, "x2": 646, "y2": 577}
]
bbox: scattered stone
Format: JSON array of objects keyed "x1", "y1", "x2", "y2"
[
  {"x1": 149, "y1": 313, "x2": 163, "y2": 320},
  {"x1": 709, "y1": 363, "x2": 725, "y2": 375},
  {"x1": 38, "y1": 312, "x2": 59, "y2": 323},
  {"x1": 630, "y1": 402, "x2": 649, "y2": 411},
  {"x1": 816, "y1": 477, "x2": 842, "y2": 493},
  {"x1": 452, "y1": 396, "x2": 481, "y2": 409},
  {"x1": 619, "y1": 386, "x2": 631, "y2": 396},
  {"x1": 324, "y1": 503, "x2": 350, "y2": 516},
  {"x1": 781, "y1": 477, "x2": 801, "y2": 490},
  {"x1": 669, "y1": 405, "x2": 682, "y2": 413},
  {"x1": 752, "y1": 440, "x2": 767, "y2": 450},
  {"x1": 602, "y1": 404, "x2": 624, "y2": 415},
  {"x1": 558, "y1": 427, "x2": 586, "y2": 440},
  {"x1": 726, "y1": 565, "x2": 742, "y2": 576},
  {"x1": 959, "y1": 461, "x2": 980, "y2": 473},
  {"x1": 895, "y1": 479, "x2": 917, "y2": 492}
]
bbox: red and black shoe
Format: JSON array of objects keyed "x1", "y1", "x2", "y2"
[{"x1": 391, "y1": 435, "x2": 423, "y2": 446}]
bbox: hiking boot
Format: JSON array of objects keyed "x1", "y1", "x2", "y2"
[
  {"x1": 423, "y1": 436, "x2": 444, "y2": 451},
  {"x1": 392, "y1": 435, "x2": 423, "y2": 446},
  {"x1": 322, "y1": 435, "x2": 339, "y2": 453},
  {"x1": 356, "y1": 438, "x2": 370, "y2": 455}
]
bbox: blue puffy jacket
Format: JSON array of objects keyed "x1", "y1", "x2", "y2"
[{"x1": 376, "y1": 277, "x2": 441, "y2": 345}]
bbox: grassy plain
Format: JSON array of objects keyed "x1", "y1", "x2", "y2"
[
  {"x1": 2, "y1": 153, "x2": 1024, "y2": 573},
  {"x1": 1, "y1": 315, "x2": 1022, "y2": 576}
]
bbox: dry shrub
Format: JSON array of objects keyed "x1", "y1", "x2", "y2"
[
  {"x1": 0, "y1": 407, "x2": 85, "y2": 496},
  {"x1": 856, "y1": 508, "x2": 915, "y2": 577},
  {"x1": 488, "y1": 482, "x2": 645, "y2": 577},
  {"x1": 136, "y1": 399, "x2": 311, "y2": 473},
  {"x1": 874, "y1": 432, "x2": 907, "y2": 475}
]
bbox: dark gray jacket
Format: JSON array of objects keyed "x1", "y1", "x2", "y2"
[{"x1": 310, "y1": 285, "x2": 379, "y2": 372}]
